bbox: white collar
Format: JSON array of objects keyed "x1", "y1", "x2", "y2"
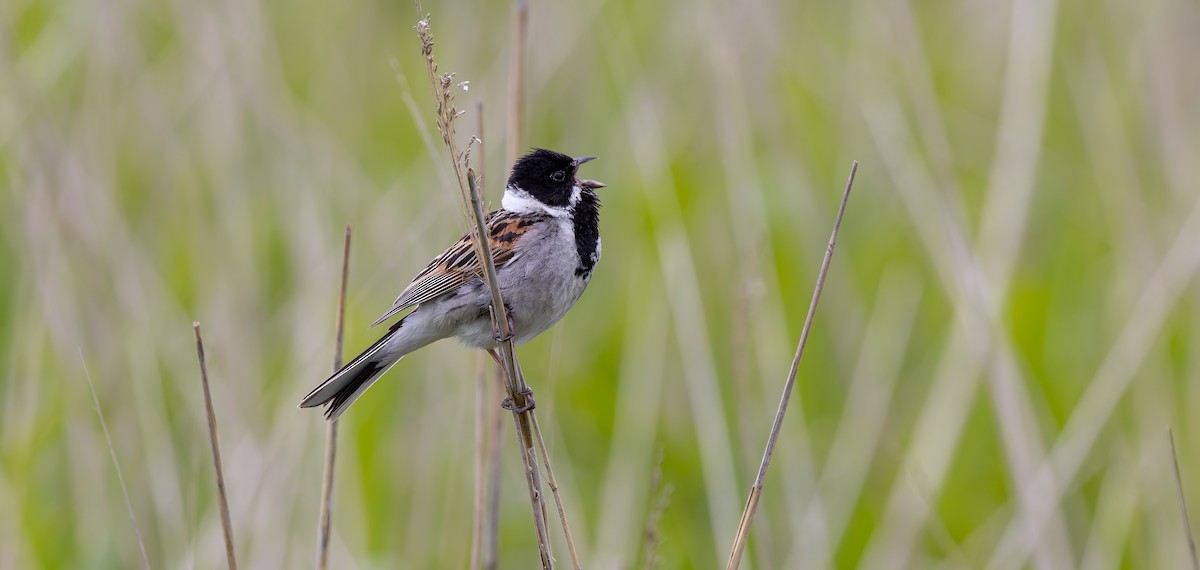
[{"x1": 501, "y1": 185, "x2": 576, "y2": 218}]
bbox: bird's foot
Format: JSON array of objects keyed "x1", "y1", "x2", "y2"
[
  {"x1": 501, "y1": 387, "x2": 536, "y2": 413},
  {"x1": 490, "y1": 305, "x2": 516, "y2": 344}
]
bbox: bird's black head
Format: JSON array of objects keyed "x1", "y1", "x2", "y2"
[{"x1": 508, "y1": 148, "x2": 599, "y2": 208}]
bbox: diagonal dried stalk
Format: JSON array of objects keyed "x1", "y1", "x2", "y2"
[
  {"x1": 317, "y1": 225, "x2": 352, "y2": 570},
  {"x1": 1169, "y1": 427, "x2": 1199, "y2": 570},
  {"x1": 531, "y1": 411, "x2": 583, "y2": 569},
  {"x1": 726, "y1": 161, "x2": 858, "y2": 569},
  {"x1": 80, "y1": 350, "x2": 151, "y2": 570},
  {"x1": 193, "y1": 322, "x2": 238, "y2": 570},
  {"x1": 413, "y1": 9, "x2": 554, "y2": 566}
]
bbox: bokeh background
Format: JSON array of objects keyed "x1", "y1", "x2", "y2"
[{"x1": 3, "y1": 0, "x2": 1200, "y2": 567}]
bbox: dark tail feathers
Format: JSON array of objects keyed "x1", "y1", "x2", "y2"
[{"x1": 299, "y1": 319, "x2": 405, "y2": 421}]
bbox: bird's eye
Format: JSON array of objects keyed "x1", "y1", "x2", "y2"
[{"x1": 550, "y1": 170, "x2": 566, "y2": 182}]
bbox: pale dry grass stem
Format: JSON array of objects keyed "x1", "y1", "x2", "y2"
[
  {"x1": 470, "y1": 103, "x2": 488, "y2": 570},
  {"x1": 505, "y1": 0, "x2": 529, "y2": 170},
  {"x1": 80, "y1": 350, "x2": 151, "y2": 570},
  {"x1": 1169, "y1": 428, "x2": 1199, "y2": 570},
  {"x1": 531, "y1": 412, "x2": 582, "y2": 569},
  {"x1": 316, "y1": 225, "x2": 351, "y2": 570},
  {"x1": 468, "y1": 169, "x2": 555, "y2": 567},
  {"x1": 485, "y1": 362, "x2": 504, "y2": 570},
  {"x1": 726, "y1": 160, "x2": 858, "y2": 570},
  {"x1": 192, "y1": 323, "x2": 238, "y2": 570},
  {"x1": 471, "y1": 349, "x2": 488, "y2": 570}
]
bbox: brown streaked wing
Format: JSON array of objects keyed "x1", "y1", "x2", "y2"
[{"x1": 370, "y1": 210, "x2": 542, "y2": 327}]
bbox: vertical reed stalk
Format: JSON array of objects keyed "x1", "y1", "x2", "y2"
[
  {"x1": 413, "y1": 8, "x2": 555, "y2": 565},
  {"x1": 485, "y1": 363, "x2": 504, "y2": 570},
  {"x1": 468, "y1": 169, "x2": 555, "y2": 568},
  {"x1": 317, "y1": 225, "x2": 352, "y2": 570},
  {"x1": 193, "y1": 322, "x2": 239, "y2": 570},
  {"x1": 505, "y1": 0, "x2": 529, "y2": 169},
  {"x1": 469, "y1": 102, "x2": 488, "y2": 567}
]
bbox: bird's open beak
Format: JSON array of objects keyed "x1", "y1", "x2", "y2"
[{"x1": 573, "y1": 156, "x2": 606, "y2": 189}]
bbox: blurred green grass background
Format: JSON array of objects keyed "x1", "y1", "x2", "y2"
[{"x1": 3, "y1": 0, "x2": 1200, "y2": 567}]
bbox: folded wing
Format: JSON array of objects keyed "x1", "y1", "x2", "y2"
[{"x1": 371, "y1": 210, "x2": 540, "y2": 326}]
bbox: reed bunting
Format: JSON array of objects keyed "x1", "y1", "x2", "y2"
[{"x1": 299, "y1": 148, "x2": 606, "y2": 420}]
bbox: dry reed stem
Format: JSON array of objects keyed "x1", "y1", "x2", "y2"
[
  {"x1": 505, "y1": 0, "x2": 529, "y2": 169},
  {"x1": 470, "y1": 101, "x2": 490, "y2": 569},
  {"x1": 414, "y1": 7, "x2": 560, "y2": 566},
  {"x1": 468, "y1": 169, "x2": 554, "y2": 568},
  {"x1": 316, "y1": 225, "x2": 352, "y2": 570},
  {"x1": 192, "y1": 322, "x2": 238, "y2": 570},
  {"x1": 80, "y1": 350, "x2": 151, "y2": 570},
  {"x1": 726, "y1": 161, "x2": 858, "y2": 569},
  {"x1": 531, "y1": 412, "x2": 582, "y2": 569},
  {"x1": 486, "y1": 363, "x2": 504, "y2": 570},
  {"x1": 1169, "y1": 428, "x2": 1199, "y2": 570},
  {"x1": 470, "y1": 100, "x2": 487, "y2": 570},
  {"x1": 471, "y1": 351, "x2": 488, "y2": 570}
]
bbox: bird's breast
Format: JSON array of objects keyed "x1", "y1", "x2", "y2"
[{"x1": 496, "y1": 219, "x2": 594, "y2": 342}]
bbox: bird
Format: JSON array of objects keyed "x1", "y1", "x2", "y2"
[{"x1": 299, "y1": 148, "x2": 606, "y2": 420}]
